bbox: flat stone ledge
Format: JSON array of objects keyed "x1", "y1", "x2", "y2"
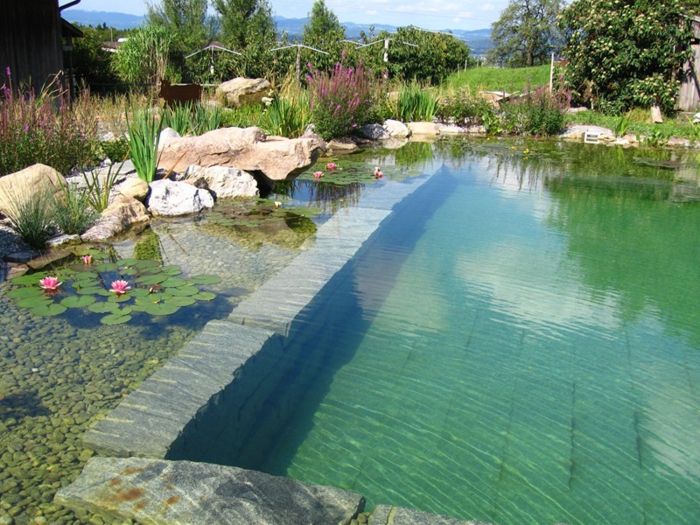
[
  {"x1": 55, "y1": 457, "x2": 365, "y2": 525},
  {"x1": 368, "y1": 505, "x2": 491, "y2": 525},
  {"x1": 83, "y1": 321, "x2": 281, "y2": 458}
]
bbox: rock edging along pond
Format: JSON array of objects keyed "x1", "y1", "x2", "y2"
[{"x1": 57, "y1": 167, "x2": 492, "y2": 523}]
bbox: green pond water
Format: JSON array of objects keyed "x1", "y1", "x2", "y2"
[
  {"x1": 229, "y1": 139, "x2": 700, "y2": 524},
  {"x1": 1, "y1": 138, "x2": 700, "y2": 523}
]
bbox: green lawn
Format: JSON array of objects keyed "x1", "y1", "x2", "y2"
[{"x1": 445, "y1": 65, "x2": 551, "y2": 93}]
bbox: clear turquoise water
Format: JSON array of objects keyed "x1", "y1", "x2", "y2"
[{"x1": 236, "y1": 147, "x2": 700, "y2": 524}]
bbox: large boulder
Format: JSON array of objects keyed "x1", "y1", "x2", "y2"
[
  {"x1": 383, "y1": 119, "x2": 411, "y2": 138},
  {"x1": 0, "y1": 164, "x2": 65, "y2": 217},
  {"x1": 184, "y1": 165, "x2": 259, "y2": 199},
  {"x1": 157, "y1": 127, "x2": 323, "y2": 181},
  {"x1": 81, "y1": 195, "x2": 150, "y2": 242},
  {"x1": 327, "y1": 137, "x2": 359, "y2": 153},
  {"x1": 115, "y1": 177, "x2": 149, "y2": 202},
  {"x1": 360, "y1": 123, "x2": 390, "y2": 140},
  {"x1": 407, "y1": 122, "x2": 440, "y2": 136},
  {"x1": 217, "y1": 78, "x2": 271, "y2": 107},
  {"x1": 147, "y1": 179, "x2": 215, "y2": 216}
]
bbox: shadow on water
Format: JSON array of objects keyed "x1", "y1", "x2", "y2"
[
  {"x1": 0, "y1": 391, "x2": 50, "y2": 420},
  {"x1": 169, "y1": 166, "x2": 462, "y2": 473}
]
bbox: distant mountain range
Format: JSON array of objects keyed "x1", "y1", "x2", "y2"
[{"x1": 63, "y1": 9, "x2": 493, "y2": 55}]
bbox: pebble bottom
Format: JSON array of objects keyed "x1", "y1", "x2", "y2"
[{"x1": 0, "y1": 216, "x2": 304, "y2": 524}]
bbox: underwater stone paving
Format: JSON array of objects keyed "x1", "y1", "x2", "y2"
[{"x1": 62, "y1": 172, "x2": 494, "y2": 524}]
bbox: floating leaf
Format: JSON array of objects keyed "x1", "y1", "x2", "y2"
[
  {"x1": 118, "y1": 258, "x2": 139, "y2": 267},
  {"x1": 121, "y1": 268, "x2": 138, "y2": 276},
  {"x1": 189, "y1": 275, "x2": 222, "y2": 285},
  {"x1": 17, "y1": 296, "x2": 53, "y2": 308},
  {"x1": 132, "y1": 260, "x2": 159, "y2": 269},
  {"x1": 61, "y1": 296, "x2": 96, "y2": 308},
  {"x1": 167, "y1": 286, "x2": 199, "y2": 297},
  {"x1": 129, "y1": 303, "x2": 150, "y2": 312},
  {"x1": 31, "y1": 303, "x2": 67, "y2": 317},
  {"x1": 144, "y1": 303, "x2": 179, "y2": 316},
  {"x1": 129, "y1": 288, "x2": 152, "y2": 298},
  {"x1": 73, "y1": 271, "x2": 99, "y2": 281},
  {"x1": 167, "y1": 296, "x2": 196, "y2": 307},
  {"x1": 95, "y1": 262, "x2": 119, "y2": 272},
  {"x1": 161, "y1": 277, "x2": 188, "y2": 288},
  {"x1": 108, "y1": 294, "x2": 131, "y2": 303},
  {"x1": 10, "y1": 274, "x2": 43, "y2": 285},
  {"x1": 118, "y1": 306, "x2": 133, "y2": 315},
  {"x1": 161, "y1": 265, "x2": 182, "y2": 276},
  {"x1": 101, "y1": 314, "x2": 132, "y2": 325},
  {"x1": 135, "y1": 274, "x2": 169, "y2": 285},
  {"x1": 192, "y1": 291, "x2": 216, "y2": 301},
  {"x1": 87, "y1": 302, "x2": 120, "y2": 314},
  {"x1": 86, "y1": 250, "x2": 110, "y2": 260},
  {"x1": 7, "y1": 287, "x2": 43, "y2": 299}
]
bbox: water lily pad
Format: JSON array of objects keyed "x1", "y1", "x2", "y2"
[
  {"x1": 95, "y1": 262, "x2": 119, "y2": 272},
  {"x1": 135, "y1": 274, "x2": 169, "y2": 285},
  {"x1": 144, "y1": 303, "x2": 179, "y2": 316},
  {"x1": 129, "y1": 303, "x2": 150, "y2": 312},
  {"x1": 73, "y1": 271, "x2": 99, "y2": 281},
  {"x1": 108, "y1": 294, "x2": 132, "y2": 303},
  {"x1": 76, "y1": 286, "x2": 104, "y2": 295},
  {"x1": 192, "y1": 291, "x2": 216, "y2": 301},
  {"x1": 31, "y1": 303, "x2": 67, "y2": 317},
  {"x1": 167, "y1": 296, "x2": 196, "y2": 307},
  {"x1": 161, "y1": 265, "x2": 182, "y2": 276},
  {"x1": 17, "y1": 296, "x2": 53, "y2": 308},
  {"x1": 129, "y1": 288, "x2": 152, "y2": 298},
  {"x1": 86, "y1": 250, "x2": 110, "y2": 259},
  {"x1": 10, "y1": 274, "x2": 43, "y2": 285},
  {"x1": 161, "y1": 277, "x2": 188, "y2": 288},
  {"x1": 7, "y1": 287, "x2": 44, "y2": 299},
  {"x1": 167, "y1": 286, "x2": 199, "y2": 297},
  {"x1": 87, "y1": 302, "x2": 120, "y2": 314},
  {"x1": 189, "y1": 275, "x2": 222, "y2": 285},
  {"x1": 132, "y1": 260, "x2": 160, "y2": 269},
  {"x1": 121, "y1": 268, "x2": 138, "y2": 276},
  {"x1": 96, "y1": 289, "x2": 113, "y2": 297},
  {"x1": 118, "y1": 258, "x2": 139, "y2": 267},
  {"x1": 61, "y1": 295, "x2": 96, "y2": 308},
  {"x1": 101, "y1": 313, "x2": 132, "y2": 325}
]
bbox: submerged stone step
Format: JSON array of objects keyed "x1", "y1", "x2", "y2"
[
  {"x1": 55, "y1": 457, "x2": 365, "y2": 525},
  {"x1": 368, "y1": 504, "x2": 491, "y2": 525}
]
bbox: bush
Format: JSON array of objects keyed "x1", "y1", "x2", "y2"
[
  {"x1": 500, "y1": 87, "x2": 565, "y2": 136},
  {"x1": 0, "y1": 71, "x2": 99, "y2": 176},
  {"x1": 307, "y1": 60, "x2": 382, "y2": 140},
  {"x1": 436, "y1": 88, "x2": 494, "y2": 126}
]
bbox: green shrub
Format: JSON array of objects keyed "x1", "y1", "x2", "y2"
[
  {"x1": 500, "y1": 87, "x2": 565, "y2": 136},
  {"x1": 0, "y1": 71, "x2": 99, "y2": 176},
  {"x1": 220, "y1": 104, "x2": 263, "y2": 129},
  {"x1": 3, "y1": 185, "x2": 56, "y2": 249},
  {"x1": 54, "y1": 182, "x2": 98, "y2": 234},
  {"x1": 307, "y1": 60, "x2": 382, "y2": 140},
  {"x1": 126, "y1": 109, "x2": 162, "y2": 183},
  {"x1": 436, "y1": 88, "x2": 494, "y2": 126},
  {"x1": 100, "y1": 138, "x2": 130, "y2": 163}
]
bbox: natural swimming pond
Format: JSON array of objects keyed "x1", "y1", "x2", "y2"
[
  {"x1": 2, "y1": 137, "x2": 700, "y2": 523},
  {"x1": 187, "y1": 139, "x2": 700, "y2": 524}
]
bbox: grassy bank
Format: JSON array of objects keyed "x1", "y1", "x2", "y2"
[{"x1": 445, "y1": 65, "x2": 551, "y2": 93}]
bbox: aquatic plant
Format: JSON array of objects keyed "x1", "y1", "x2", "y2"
[
  {"x1": 81, "y1": 159, "x2": 127, "y2": 213},
  {"x1": 126, "y1": 108, "x2": 162, "y2": 183},
  {"x1": 374, "y1": 167, "x2": 383, "y2": 179},
  {"x1": 313, "y1": 171, "x2": 324, "y2": 178},
  {"x1": 1, "y1": 183, "x2": 56, "y2": 249},
  {"x1": 81, "y1": 254, "x2": 93, "y2": 265},
  {"x1": 39, "y1": 276, "x2": 61, "y2": 291},
  {"x1": 326, "y1": 163, "x2": 337, "y2": 171},
  {"x1": 54, "y1": 180, "x2": 98, "y2": 235},
  {"x1": 8, "y1": 250, "x2": 220, "y2": 324}
]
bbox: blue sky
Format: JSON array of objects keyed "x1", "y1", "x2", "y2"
[{"x1": 75, "y1": 0, "x2": 507, "y2": 31}]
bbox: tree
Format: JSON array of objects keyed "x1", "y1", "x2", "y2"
[
  {"x1": 487, "y1": 0, "x2": 564, "y2": 67},
  {"x1": 212, "y1": 0, "x2": 277, "y2": 77},
  {"x1": 301, "y1": 0, "x2": 346, "y2": 72},
  {"x1": 112, "y1": 25, "x2": 172, "y2": 87},
  {"x1": 146, "y1": 0, "x2": 209, "y2": 81},
  {"x1": 559, "y1": 0, "x2": 693, "y2": 114}
]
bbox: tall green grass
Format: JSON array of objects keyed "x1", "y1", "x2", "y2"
[
  {"x1": 126, "y1": 109, "x2": 162, "y2": 183},
  {"x1": 445, "y1": 65, "x2": 550, "y2": 93},
  {"x1": 386, "y1": 83, "x2": 438, "y2": 122}
]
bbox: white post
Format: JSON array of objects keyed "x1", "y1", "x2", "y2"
[
  {"x1": 384, "y1": 38, "x2": 390, "y2": 63},
  {"x1": 549, "y1": 52, "x2": 555, "y2": 93}
]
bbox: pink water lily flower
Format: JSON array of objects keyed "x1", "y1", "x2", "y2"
[
  {"x1": 109, "y1": 280, "x2": 131, "y2": 295},
  {"x1": 313, "y1": 171, "x2": 324, "y2": 178},
  {"x1": 326, "y1": 163, "x2": 337, "y2": 171},
  {"x1": 39, "y1": 276, "x2": 62, "y2": 291},
  {"x1": 81, "y1": 254, "x2": 93, "y2": 265},
  {"x1": 374, "y1": 166, "x2": 383, "y2": 179}
]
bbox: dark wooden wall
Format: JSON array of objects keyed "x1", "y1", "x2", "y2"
[{"x1": 0, "y1": 0, "x2": 63, "y2": 93}]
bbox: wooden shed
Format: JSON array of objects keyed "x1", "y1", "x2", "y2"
[
  {"x1": 679, "y1": 16, "x2": 700, "y2": 111},
  {"x1": 0, "y1": 0, "x2": 82, "y2": 94}
]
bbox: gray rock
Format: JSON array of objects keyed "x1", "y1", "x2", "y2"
[
  {"x1": 47, "y1": 234, "x2": 81, "y2": 247},
  {"x1": 216, "y1": 77, "x2": 271, "y2": 107},
  {"x1": 383, "y1": 119, "x2": 411, "y2": 138},
  {"x1": 327, "y1": 137, "x2": 359, "y2": 153},
  {"x1": 361, "y1": 123, "x2": 390, "y2": 140},
  {"x1": 115, "y1": 177, "x2": 149, "y2": 202},
  {"x1": 0, "y1": 164, "x2": 65, "y2": 218},
  {"x1": 158, "y1": 127, "x2": 181, "y2": 148},
  {"x1": 368, "y1": 505, "x2": 490, "y2": 525},
  {"x1": 80, "y1": 195, "x2": 150, "y2": 242},
  {"x1": 147, "y1": 179, "x2": 214, "y2": 216},
  {"x1": 184, "y1": 165, "x2": 259, "y2": 199},
  {"x1": 55, "y1": 457, "x2": 364, "y2": 525}
]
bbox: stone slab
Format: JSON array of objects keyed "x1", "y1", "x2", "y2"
[
  {"x1": 368, "y1": 505, "x2": 490, "y2": 525},
  {"x1": 83, "y1": 322, "x2": 280, "y2": 458},
  {"x1": 56, "y1": 457, "x2": 364, "y2": 525}
]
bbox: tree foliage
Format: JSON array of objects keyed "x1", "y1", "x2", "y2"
[
  {"x1": 69, "y1": 26, "x2": 120, "y2": 90},
  {"x1": 487, "y1": 0, "x2": 564, "y2": 67},
  {"x1": 301, "y1": 0, "x2": 346, "y2": 72},
  {"x1": 112, "y1": 25, "x2": 173, "y2": 86},
  {"x1": 559, "y1": 0, "x2": 693, "y2": 114},
  {"x1": 212, "y1": 0, "x2": 277, "y2": 77}
]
